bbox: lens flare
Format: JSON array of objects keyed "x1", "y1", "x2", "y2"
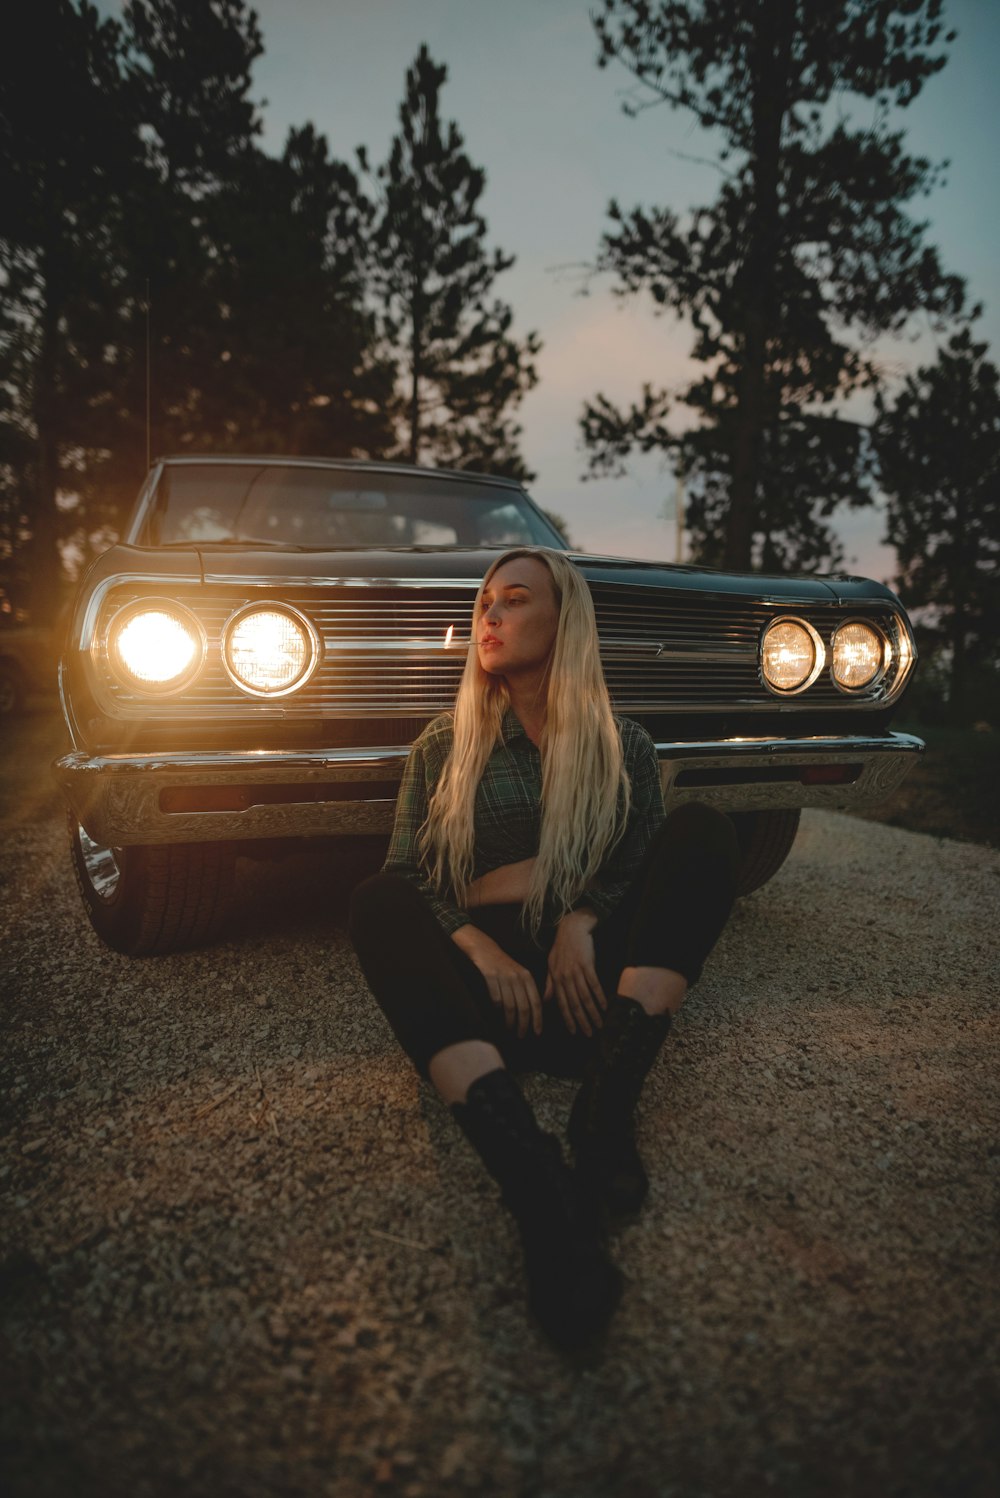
[{"x1": 114, "y1": 610, "x2": 197, "y2": 685}]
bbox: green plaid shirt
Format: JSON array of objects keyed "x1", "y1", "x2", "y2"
[{"x1": 383, "y1": 707, "x2": 665, "y2": 933}]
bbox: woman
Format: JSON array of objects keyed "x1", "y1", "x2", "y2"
[{"x1": 349, "y1": 547, "x2": 739, "y2": 1352}]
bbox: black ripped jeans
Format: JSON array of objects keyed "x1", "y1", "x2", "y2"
[{"x1": 349, "y1": 802, "x2": 740, "y2": 1084}]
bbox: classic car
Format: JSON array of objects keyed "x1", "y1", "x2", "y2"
[{"x1": 53, "y1": 454, "x2": 922, "y2": 955}]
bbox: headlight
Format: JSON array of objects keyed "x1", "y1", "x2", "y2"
[
  {"x1": 831, "y1": 621, "x2": 886, "y2": 690},
  {"x1": 107, "y1": 601, "x2": 204, "y2": 691},
  {"x1": 222, "y1": 604, "x2": 319, "y2": 697},
  {"x1": 761, "y1": 618, "x2": 825, "y2": 694}
]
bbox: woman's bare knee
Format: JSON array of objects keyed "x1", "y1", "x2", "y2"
[{"x1": 428, "y1": 1040, "x2": 505, "y2": 1105}]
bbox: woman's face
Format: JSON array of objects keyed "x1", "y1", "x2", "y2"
[{"x1": 476, "y1": 556, "x2": 560, "y2": 680}]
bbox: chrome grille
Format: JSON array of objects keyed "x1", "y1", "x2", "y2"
[{"x1": 92, "y1": 580, "x2": 907, "y2": 719}]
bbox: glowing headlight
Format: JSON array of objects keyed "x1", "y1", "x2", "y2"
[
  {"x1": 832, "y1": 621, "x2": 886, "y2": 690},
  {"x1": 108, "y1": 603, "x2": 202, "y2": 690},
  {"x1": 223, "y1": 605, "x2": 319, "y2": 696},
  {"x1": 761, "y1": 618, "x2": 825, "y2": 693}
]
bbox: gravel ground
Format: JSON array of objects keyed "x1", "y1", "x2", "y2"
[{"x1": 1, "y1": 711, "x2": 998, "y2": 1498}]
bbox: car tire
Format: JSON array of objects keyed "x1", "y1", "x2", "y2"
[
  {"x1": 68, "y1": 811, "x2": 235, "y2": 955},
  {"x1": 729, "y1": 808, "x2": 801, "y2": 896},
  {"x1": 0, "y1": 661, "x2": 26, "y2": 716}
]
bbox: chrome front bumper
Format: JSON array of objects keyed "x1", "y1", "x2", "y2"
[{"x1": 53, "y1": 732, "x2": 924, "y2": 848}]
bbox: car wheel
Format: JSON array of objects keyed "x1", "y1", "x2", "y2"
[
  {"x1": 67, "y1": 811, "x2": 235, "y2": 955},
  {"x1": 0, "y1": 662, "x2": 26, "y2": 716},
  {"x1": 729, "y1": 808, "x2": 801, "y2": 896}
]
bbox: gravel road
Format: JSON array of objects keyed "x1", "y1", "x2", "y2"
[{"x1": 1, "y1": 709, "x2": 998, "y2": 1498}]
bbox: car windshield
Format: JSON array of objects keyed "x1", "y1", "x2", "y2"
[{"x1": 144, "y1": 464, "x2": 565, "y2": 550}]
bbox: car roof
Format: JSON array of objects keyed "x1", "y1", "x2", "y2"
[{"x1": 155, "y1": 454, "x2": 525, "y2": 494}]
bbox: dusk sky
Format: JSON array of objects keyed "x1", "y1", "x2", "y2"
[{"x1": 106, "y1": 0, "x2": 1000, "y2": 584}]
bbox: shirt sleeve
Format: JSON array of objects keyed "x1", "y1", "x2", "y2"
[
  {"x1": 382, "y1": 727, "x2": 471, "y2": 935},
  {"x1": 572, "y1": 723, "x2": 664, "y2": 921}
]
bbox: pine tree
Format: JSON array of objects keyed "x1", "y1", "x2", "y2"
[
  {"x1": 0, "y1": 0, "x2": 134, "y2": 622},
  {"x1": 875, "y1": 326, "x2": 1000, "y2": 722},
  {"x1": 360, "y1": 45, "x2": 540, "y2": 480},
  {"x1": 0, "y1": 0, "x2": 401, "y2": 616},
  {"x1": 582, "y1": 0, "x2": 966, "y2": 572},
  {"x1": 204, "y1": 124, "x2": 396, "y2": 459},
  {"x1": 119, "y1": 0, "x2": 267, "y2": 458}
]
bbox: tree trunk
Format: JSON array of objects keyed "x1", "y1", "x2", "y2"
[
  {"x1": 30, "y1": 436, "x2": 62, "y2": 627},
  {"x1": 950, "y1": 600, "x2": 968, "y2": 724},
  {"x1": 723, "y1": 1, "x2": 793, "y2": 573},
  {"x1": 408, "y1": 279, "x2": 423, "y2": 465},
  {"x1": 726, "y1": 312, "x2": 766, "y2": 572},
  {"x1": 29, "y1": 229, "x2": 64, "y2": 627},
  {"x1": 949, "y1": 462, "x2": 972, "y2": 722}
]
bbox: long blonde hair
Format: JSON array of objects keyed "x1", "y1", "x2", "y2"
[{"x1": 418, "y1": 547, "x2": 631, "y2": 935}]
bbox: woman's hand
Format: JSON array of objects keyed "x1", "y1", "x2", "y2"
[
  {"x1": 451, "y1": 923, "x2": 543, "y2": 1038},
  {"x1": 544, "y1": 908, "x2": 607, "y2": 1037}
]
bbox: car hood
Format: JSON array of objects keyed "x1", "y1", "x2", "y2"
[{"x1": 80, "y1": 542, "x2": 902, "y2": 607}]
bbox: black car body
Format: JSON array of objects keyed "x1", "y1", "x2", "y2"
[{"x1": 54, "y1": 455, "x2": 922, "y2": 953}]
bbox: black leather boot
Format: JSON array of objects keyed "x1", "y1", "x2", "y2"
[
  {"x1": 567, "y1": 996, "x2": 672, "y2": 1222},
  {"x1": 450, "y1": 1068, "x2": 624, "y2": 1352}
]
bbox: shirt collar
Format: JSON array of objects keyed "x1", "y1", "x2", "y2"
[{"x1": 500, "y1": 706, "x2": 531, "y2": 747}]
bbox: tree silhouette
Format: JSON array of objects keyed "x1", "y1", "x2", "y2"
[
  {"x1": 360, "y1": 45, "x2": 540, "y2": 480},
  {"x1": 0, "y1": 0, "x2": 135, "y2": 623},
  {"x1": 201, "y1": 124, "x2": 396, "y2": 457},
  {"x1": 582, "y1": 0, "x2": 966, "y2": 572},
  {"x1": 0, "y1": 0, "x2": 394, "y2": 615},
  {"x1": 122, "y1": 1, "x2": 392, "y2": 466},
  {"x1": 875, "y1": 326, "x2": 1000, "y2": 722},
  {"x1": 120, "y1": 0, "x2": 266, "y2": 456}
]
